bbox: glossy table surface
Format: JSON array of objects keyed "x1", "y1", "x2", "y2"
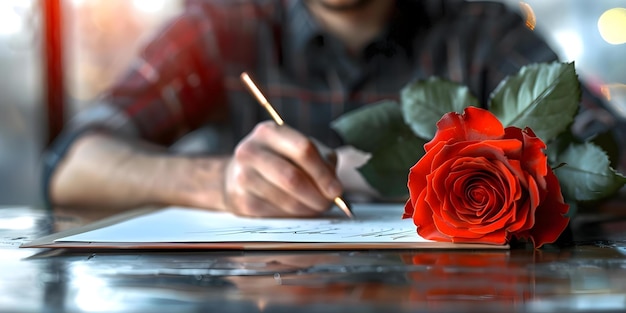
[{"x1": 2, "y1": 203, "x2": 626, "y2": 313}]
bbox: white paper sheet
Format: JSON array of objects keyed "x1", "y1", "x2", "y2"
[{"x1": 56, "y1": 203, "x2": 431, "y2": 243}]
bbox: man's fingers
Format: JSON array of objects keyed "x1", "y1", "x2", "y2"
[
  {"x1": 233, "y1": 139, "x2": 331, "y2": 212},
  {"x1": 229, "y1": 183, "x2": 320, "y2": 218},
  {"x1": 310, "y1": 137, "x2": 338, "y2": 166},
  {"x1": 250, "y1": 122, "x2": 343, "y2": 200}
]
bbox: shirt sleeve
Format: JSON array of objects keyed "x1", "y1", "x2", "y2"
[
  {"x1": 98, "y1": 8, "x2": 229, "y2": 145},
  {"x1": 41, "y1": 4, "x2": 231, "y2": 207}
]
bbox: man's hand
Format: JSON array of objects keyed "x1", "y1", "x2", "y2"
[
  {"x1": 222, "y1": 121, "x2": 343, "y2": 217},
  {"x1": 49, "y1": 122, "x2": 346, "y2": 217}
]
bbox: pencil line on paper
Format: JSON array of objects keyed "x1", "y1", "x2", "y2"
[{"x1": 186, "y1": 226, "x2": 414, "y2": 239}]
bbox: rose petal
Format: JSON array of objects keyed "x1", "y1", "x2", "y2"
[
  {"x1": 403, "y1": 199, "x2": 414, "y2": 219},
  {"x1": 506, "y1": 173, "x2": 539, "y2": 233},
  {"x1": 405, "y1": 143, "x2": 445, "y2": 219},
  {"x1": 448, "y1": 229, "x2": 510, "y2": 245},
  {"x1": 453, "y1": 160, "x2": 508, "y2": 223},
  {"x1": 515, "y1": 170, "x2": 570, "y2": 247},
  {"x1": 432, "y1": 213, "x2": 486, "y2": 239},
  {"x1": 458, "y1": 140, "x2": 522, "y2": 165},
  {"x1": 426, "y1": 169, "x2": 447, "y2": 215},
  {"x1": 426, "y1": 107, "x2": 505, "y2": 151},
  {"x1": 433, "y1": 210, "x2": 511, "y2": 244},
  {"x1": 505, "y1": 127, "x2": 548, "y2": 188},
  {"x1": 413, "y1": 191, "x2": 452, "y2": 241}
]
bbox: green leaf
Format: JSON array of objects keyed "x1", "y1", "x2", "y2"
[
  {"x1": 401, "y1": 77, "x2": 479, "y2": 139},
  {"x1": 330, "y1": 100, "x2": 428, "y2": 198},
  {"x1": 489, "y1": 61, "x2": 580, "y2": 142},
  {"x1": 358, "y1": 134, "x2": 427, "y2": 199},
  {"x1": 545, "y1": 129, "x2": 580, "y2": 164},
  {"x1": 590, "y1": 130, "x2": 621, "y2": 169},
  {"x1": 331, "y1": 100, "x2": 404, "y2": 152},
  {"x1": 552, "y1": 142, "x2": 626, "y2": 202}
]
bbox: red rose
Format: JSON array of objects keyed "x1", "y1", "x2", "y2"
[{"x1": 403, "y1": 107, "x2": 569, "y2": 248}]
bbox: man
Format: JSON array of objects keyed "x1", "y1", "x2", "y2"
[{"x1": 43, "y1": 0, "x2": 616, "y2": 217}]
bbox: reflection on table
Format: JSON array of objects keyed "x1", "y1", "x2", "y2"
[{"x1": 1, "y1": 204, "x2": 625, "y2": 313}]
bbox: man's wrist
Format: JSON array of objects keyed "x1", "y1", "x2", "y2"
[{"x1": 166, "y1": 155, "x2": 230, "y2": 211}]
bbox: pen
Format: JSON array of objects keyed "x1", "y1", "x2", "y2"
[{"x1": 240, "y1": 72, "x2": 354, "y2": 219}]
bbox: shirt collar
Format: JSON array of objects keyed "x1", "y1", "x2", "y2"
[
  {"x1": 284, "y1": 0, "x2": 430, "y2": 56},
  {"x1": 284, "y1": 0, "x2": 324, "y2": 55}
]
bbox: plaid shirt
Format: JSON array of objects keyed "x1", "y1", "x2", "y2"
[{"x1": 44, "y1": 0, "x2": 620, "y2": 200}]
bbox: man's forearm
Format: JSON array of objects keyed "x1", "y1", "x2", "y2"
[{"x1": 49, "y1": 133, "x2": 230, "y2": 211}]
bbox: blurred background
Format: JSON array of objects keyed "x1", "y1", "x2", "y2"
[{"x1": 0, "y1": 0, "x2": 624, "y2": 206}]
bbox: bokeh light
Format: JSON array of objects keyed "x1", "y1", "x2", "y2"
[
  {"x1": 598, "y1": 8, "x2": 626, "y2": 45},
  {"x1": 601, "y1": 83, "x2": 626, "y2": 116},
  {"x1": 552, "y1": 31, "x2": 584, "y2": 61},
  {"x1": 519, "y1": 2, "x2": 536, "y2": 31},
  {"x1": 132, "y1": 0, "x2": 166, "y2": 13},
  {"x1": 0, "y1": 3, "x2": 23, "y2": 36}
]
